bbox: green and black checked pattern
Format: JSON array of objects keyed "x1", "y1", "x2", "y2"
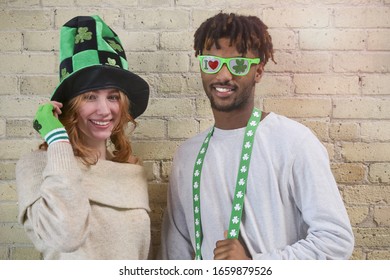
[
  {"x1": 58, "y1": 15, "x2": 128, "y2": 82},
  {"x1": 50, "y1": 15, "x2": 150, "y2": 118}
]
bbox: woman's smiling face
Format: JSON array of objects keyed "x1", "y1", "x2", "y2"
[{"x1": 77, "y1": 88, "x2": 121, "y2": 147}]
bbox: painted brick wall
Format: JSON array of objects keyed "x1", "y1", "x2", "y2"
[{"x1": 0, "y1": 0, "x2": 389, "y2": 260}]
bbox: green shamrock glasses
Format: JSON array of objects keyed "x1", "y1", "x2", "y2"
[{"x1": 198, "y1": 55, "x2": 261, "y2": 76}]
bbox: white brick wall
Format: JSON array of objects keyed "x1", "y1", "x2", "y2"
[{"x1": 1, "y1": 0, "x2": 389, "y2": 260}]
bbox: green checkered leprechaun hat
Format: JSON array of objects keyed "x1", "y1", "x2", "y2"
[{"x1": 51, "y1": 15, "x2": 149, "y2": 119}]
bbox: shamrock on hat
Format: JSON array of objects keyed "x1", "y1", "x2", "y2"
[{"x1": 51, "y1": 15, "x2": 149, "y2": 119}]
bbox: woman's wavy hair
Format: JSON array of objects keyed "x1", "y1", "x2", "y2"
[
  {"x1": 39, "y1": 91, "x2": 135, "y2": 166},
  {"x1": 194, "y1": 12, "x2": 275, "y2": 65}
]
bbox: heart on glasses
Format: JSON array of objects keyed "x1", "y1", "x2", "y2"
[{"x1": 208, "y1": 60, "x2": 219, "y2": 70}]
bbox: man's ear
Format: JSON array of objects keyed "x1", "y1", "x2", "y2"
[{"x1": 254, "y1": 63, "x2": 264, "y2": 83}]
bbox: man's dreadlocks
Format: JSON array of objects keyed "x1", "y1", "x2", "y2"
[{"x1": 194, "y1": 12, "x2": 275, "y2": 65}]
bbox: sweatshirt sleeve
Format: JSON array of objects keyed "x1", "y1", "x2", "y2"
[
  {"x1": 16, "y1": 142, "x2": 90, "y2": 253},
  {"x1": 158, "y1": 152, "x2": 195, "y2": 260},
  {"x1": 253, "y1": 132, "x2": 354, "y2": 260}
]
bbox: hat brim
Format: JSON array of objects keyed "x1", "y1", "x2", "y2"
[{"x1": 51, "y1": 65, "x2": 149, "y2": 119}]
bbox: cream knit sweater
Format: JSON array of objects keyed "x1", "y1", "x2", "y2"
[{"x1": 16, "y1": 142, "x2": 150, "y2": 260}]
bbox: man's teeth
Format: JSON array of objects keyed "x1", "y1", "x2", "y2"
[
  {"x1": 215, "y1": 87, "x2": 231, "y2": 92},
  {"x1": 92, "y1": 120, "x2": 109, "y2": 125}
]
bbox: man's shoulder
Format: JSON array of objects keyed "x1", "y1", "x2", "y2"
[
  {"x1": 263, "y1": 112, "x2": 311, "y2": 136},
  {"x1": 173, "y1": 128, "x2": 212, "y2": 163},
  {"x1": 262, "y1": 112, "x2": 319, "y2": 150},
  {"x1": 179, "y1": 127, "x2": 212, "y2": 149}
]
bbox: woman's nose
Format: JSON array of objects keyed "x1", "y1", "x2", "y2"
[{"x1": 97, "y1": 99, "x2": 110, "y2": 115}]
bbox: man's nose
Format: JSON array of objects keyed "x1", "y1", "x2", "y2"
[{"x1": 215, "y1": 63, "x2": 233, "y2": 81}]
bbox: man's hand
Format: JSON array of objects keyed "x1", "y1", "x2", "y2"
[{"x1": 213, "y1": 231, "x2": 251, "y2": 260}]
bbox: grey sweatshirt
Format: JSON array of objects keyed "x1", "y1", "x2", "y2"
[{"x1": 160, "y1": 112, "x2": 354, "y2": 260}]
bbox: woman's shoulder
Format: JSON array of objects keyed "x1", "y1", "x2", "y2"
[
  {"x1": 16, "y1": 149, "x2": 47, "y2": 172},
  {"x1": 16, "y1": 149, "x2": 48, "y2": 220},
  {"x1": 16, "y1": 150, "x2": 48, "y2": 192},
  {"x1": 85, "y1": 159, "x2": 149, "y2": 210}
]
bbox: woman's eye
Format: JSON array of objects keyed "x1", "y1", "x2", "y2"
[
  {"x1": 108, "y1": 95, "x2": 120, "y2": 101},
  {"x1": 84, "y1": 94, "x2": 97, "y2": 101}
]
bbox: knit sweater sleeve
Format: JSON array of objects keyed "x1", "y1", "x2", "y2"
[{"x1": 16, "y1": 142, "x2": 90, "y2": 253}]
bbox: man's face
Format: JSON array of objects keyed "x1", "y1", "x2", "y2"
[{"x1": 199, "y1": 38, "x2": 263, "y2": 113}]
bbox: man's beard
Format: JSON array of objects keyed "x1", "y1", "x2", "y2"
[
  {"x1": 208, "y1": 93, "x2": 250, "y2": 112},
  {"x1": 205, "y1": 82, "x2": 254, "y2": 112}
]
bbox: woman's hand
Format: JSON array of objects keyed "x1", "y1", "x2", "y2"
[{"x1": 33, "y1": 102, "x2": 69, "y2": 145}]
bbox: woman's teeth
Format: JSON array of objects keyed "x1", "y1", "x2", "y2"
[{"x1": 91, "y1": 120, "x2": 109, "y2": 126}]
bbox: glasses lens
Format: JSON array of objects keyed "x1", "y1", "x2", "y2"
[
  {"x1": 199, "y1": 56, "x2": 221, "y2": 74},
  {"x1": 228, "y1": 58, "x2": 250, "y2": 76}
]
